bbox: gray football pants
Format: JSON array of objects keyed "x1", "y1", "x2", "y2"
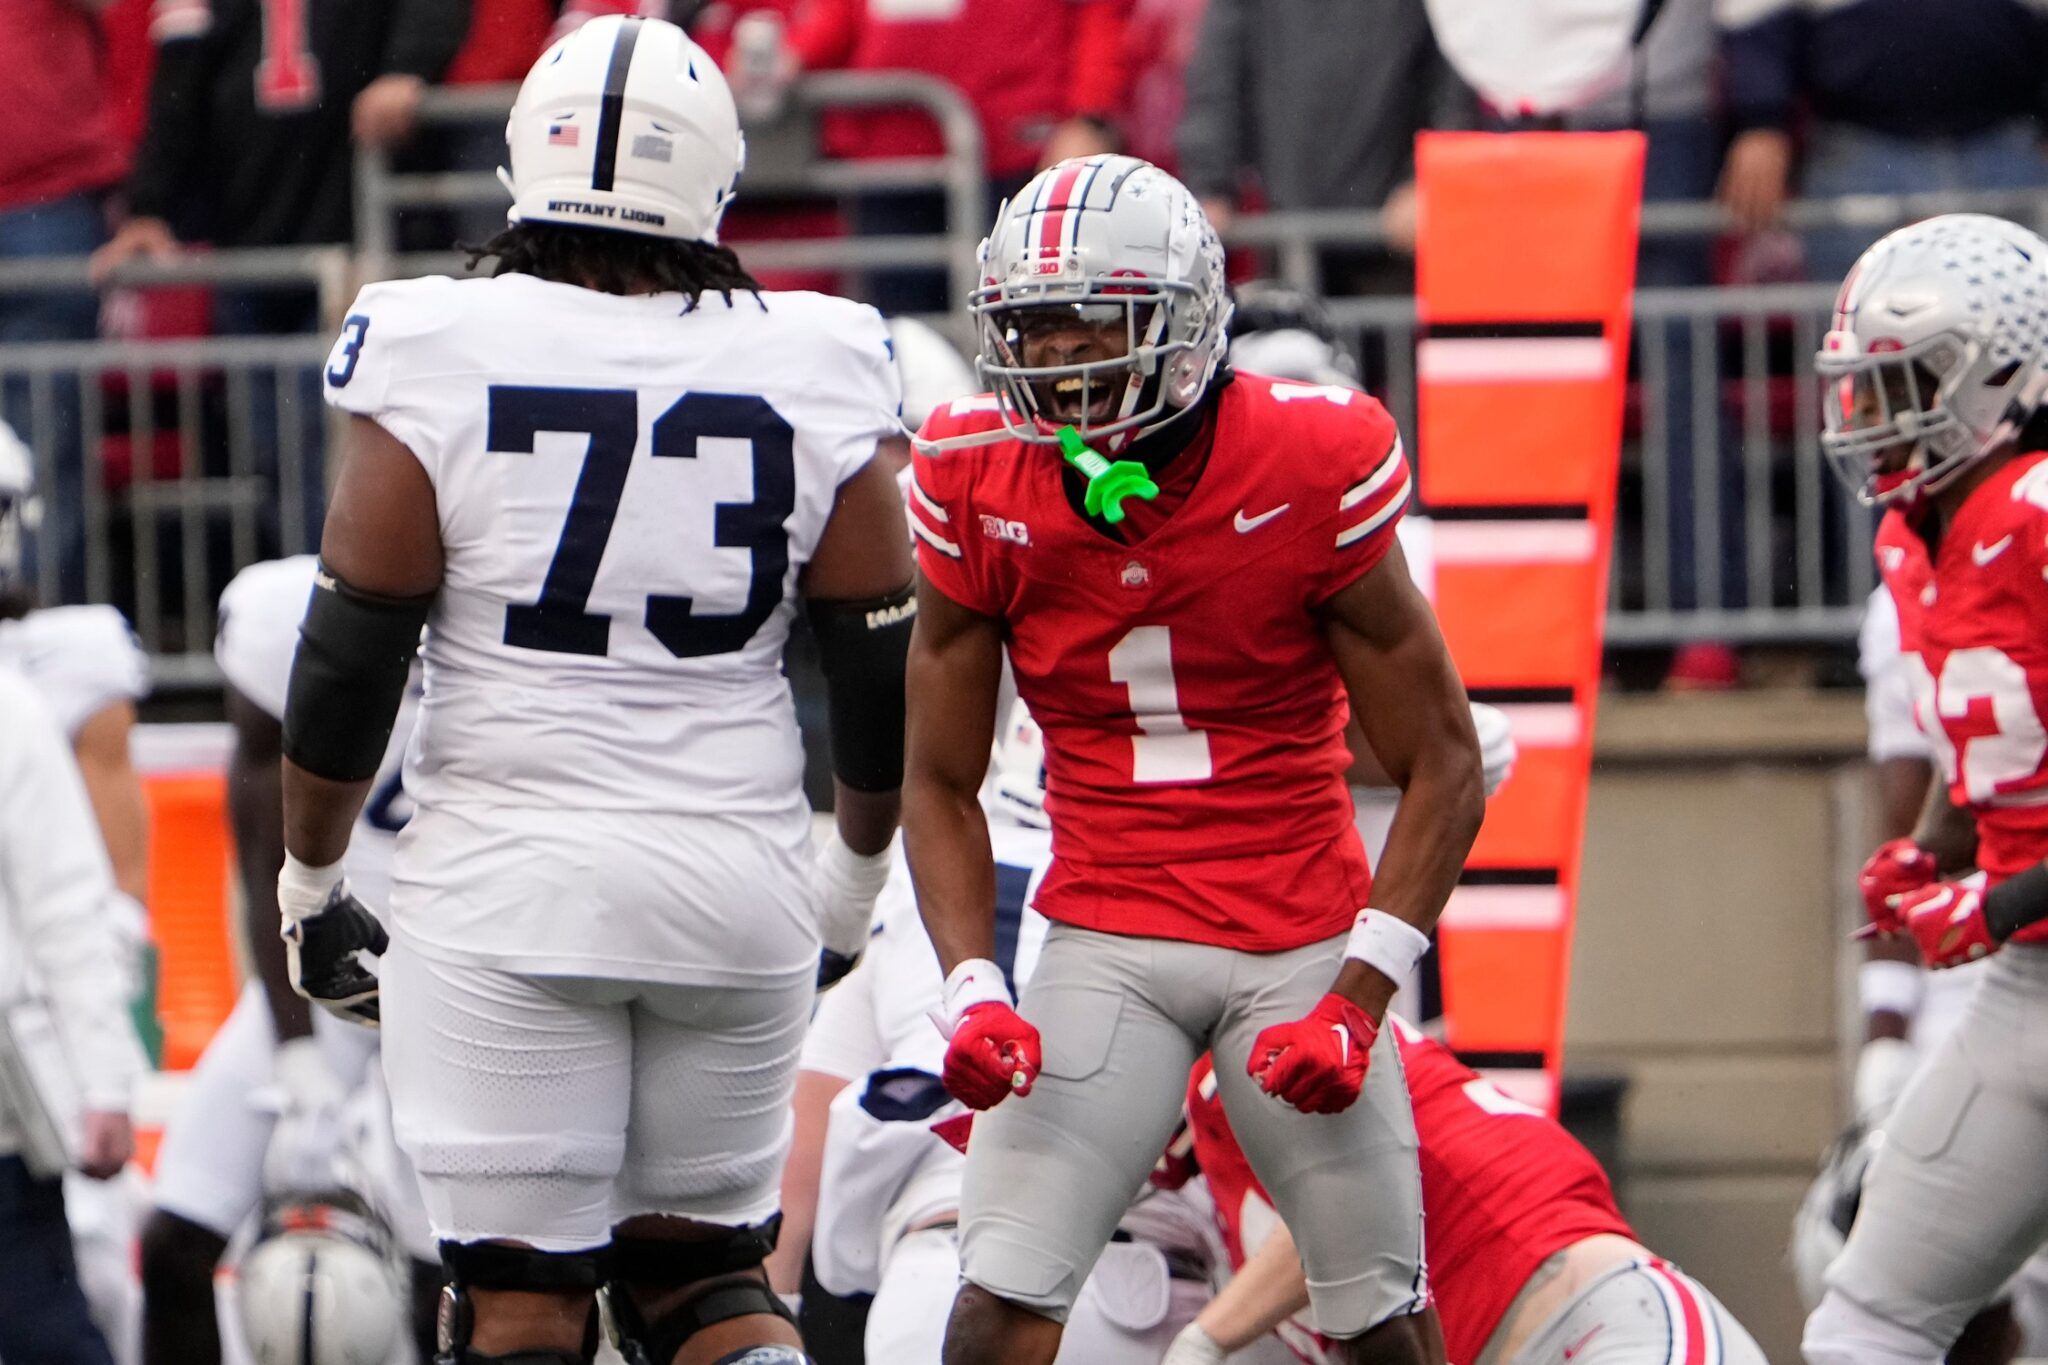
[
  {"x1": 1502, "y1": 1258, "x2": 1767, "y2": 1365},
  {"x1": 1805, "y1": 944, "x2": 2048, "y2": 1361},
  {"x1": 959, "y1": 925, "x2": 1425, "y2": 1338}
]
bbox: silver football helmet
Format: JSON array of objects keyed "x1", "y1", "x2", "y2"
[
  {"x1": 236, "y1": 1192, "x2": 407, "y2": 1365},
  {"x1": 1819, "y1": 213, "x2": 2048, "y2": 505},
  {"x1": 1789, "y1": 1119, "x2": 1883, "y2": 1313},
  {"x1": 971, "y1": 154, "x2": 1231, "y2": 451},
  {"x1": 0, "y1": 420, "x2": 38, "y2": 596}
]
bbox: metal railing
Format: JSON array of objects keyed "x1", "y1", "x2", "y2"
[
  {"x1": 0, "y1": 247, "x2": 355, "y2": 319},
  {"x1": 1314, "y1": 284, "x2": 1870, "y2": 646},
  {"x1": 0, "y1": 123, "x2": 2042, "y2": 679},
  {"x1": 0, "y1": 333, "x2": 332, "y2": 687}
]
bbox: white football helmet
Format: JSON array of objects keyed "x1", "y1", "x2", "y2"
[
  {"x1": 236, "y1": 1193, "x2": 407, "y2": 1365},
  {"x1": 888, "y1": 317, "x2": 979, "y2": 430},
  {"x1": 972, "y1": 155, "x2": 1231, "y2": 450},
  {"x1": 1819, "y1": 213, "x2": 2048, "y2": 505},
  {"x1": 0, "y1": 419, "x2": 39, "y2": 594},
  {"x1": 501, "y1": 15, "x2": 745, "y2": 244},
  {"x1": 989, "y1": 698, "x2": 1049, "y2": 830}
]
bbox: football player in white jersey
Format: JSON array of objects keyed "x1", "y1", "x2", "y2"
[
  {"x1": 277, "y1": 16, "x2": 912, "y2": 1365},
  {"x1": 0, "y1": 420, "x2": 151, "y2": 976},
  {"x1": 140, "y1": 555, "x2": 437, "y2": 1365},
  {"x1": 0, "y1": 417, "x2": 149, "y2": 970},
  {"x1": 0, "y1": 411, "x2": 153, "y2": 1364}
]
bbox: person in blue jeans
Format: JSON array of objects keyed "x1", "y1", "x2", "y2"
[
  {"x1": 0, "y1": 1157, "x2": 121, "y2": 1365},
  {"x1": 0, "y1": 0, "x2": 129, "y2": 603}
]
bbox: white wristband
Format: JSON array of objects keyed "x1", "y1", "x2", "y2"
[
  {"x1": 816, "y1": 830, "x2": 894, "y2": 901},
  {"x1": 1345, "y1": 909, "x2": 1431, "y2": 983},
  {"x1": 1859, "y1": 959, "x2": 1926, "y2": 1019},
  {"x1": 277, "y1": 853, "x2": 345, "y2": 926},
  {"x1": 932, "y1": 957, "x2": 1012, "y2": 1038}
]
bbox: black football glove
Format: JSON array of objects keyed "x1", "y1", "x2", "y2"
[{"x1": 282, "y1": 883, "x2": 388, "y2": 1028}]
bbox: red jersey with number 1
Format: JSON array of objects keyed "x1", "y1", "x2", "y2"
[
  {"x1": 1877, "y1": 449, "x2": 2048, "y2": 942},
  {"x1": 909, "y1": 374, "x2": 1410, "y2": 951},
  {"x1": 1187, "y1": 1020, "x2": 1634, "y2": 1365}
]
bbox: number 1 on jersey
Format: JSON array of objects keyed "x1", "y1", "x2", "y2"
[{"x1": 1108, "y1": 626, "x2": 1213, "y2": 783}]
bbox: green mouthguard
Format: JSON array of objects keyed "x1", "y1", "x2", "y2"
[{"x1": 1057, "y1": 425, "x2": 1159, "y2": 525}]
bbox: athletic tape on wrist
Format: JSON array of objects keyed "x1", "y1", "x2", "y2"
[
  {"x1": 277, "y1": 854, "x2": 345, "y2": 925},
  {"x1": 1345, "y1": 909, "x2": 1431, "y2": 984},
  {"x1": 1858, "y1": 959, "x2": 1925, "y2": 1019},
  {"x1": 817, "y1": 830, "x2": 893, "y2": 901},
  {"x1": 934, "y1": 957, "x2": 1011, "y2": 1037}
]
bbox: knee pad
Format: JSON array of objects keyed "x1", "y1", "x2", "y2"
[
  {"x1": 606, "y1": 1216, "x2": 782, "y2": 1287},
  {"x1": 1803, "y1": 1291, "x2": 1947, "y2": 1365},
  {"x1": 600, "y1": 1274, "x2": 800, "y2": 1365},
  {"x1": 435, "y1": 1240, "x2": 603, "y2": 1365}
]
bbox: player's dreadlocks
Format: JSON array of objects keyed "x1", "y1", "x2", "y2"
[{"x1": 464, "y1": 222, "x2": 762, "y2": 308}]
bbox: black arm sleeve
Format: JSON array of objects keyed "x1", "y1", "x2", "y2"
[
  {"x1": 807, "y1": 585, "x2": 914, "y2": 793},
  {"x1": 281, "y1": 565, "x2": 430, "y2": 783},
  {"x1": 1985, "y1": 862, "x2": 2048, "y2": 942},
  {"x1": 380, "y1": 0, "x2": 472, "y2": 82}
]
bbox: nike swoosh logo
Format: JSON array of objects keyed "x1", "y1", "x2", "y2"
[
  {"x1": 1564, "y1": 1325, "x2": 1605, "y2": 1360},
  {"x1": 1234, "y1": 504, "x2": 1291, "y2": 533},
  {"x1": 1975, "y1": 534, "x2": 2013, "y2": 565},
  {"x1": 1330, "y1": 1023, "x2": 1349, "y2": 1065}
]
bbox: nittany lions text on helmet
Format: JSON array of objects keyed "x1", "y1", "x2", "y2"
[
  {"x1": 1819, "y1": 212, "x2": 2048, "y2": 505},
  {"x1": 500, "y1": 15, "x2": 744, "y2": 243},
  {"x1": 971, "y1": 154, "x2": 1231, "y2": 450}
]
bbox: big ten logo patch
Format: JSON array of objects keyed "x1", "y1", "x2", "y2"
[{"x1": 981, "y1": 515, "x2": 1031, "y2": 546}]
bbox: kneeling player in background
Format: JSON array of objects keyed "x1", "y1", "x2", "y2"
[{"x1": 1167, "y1": 1019, "x2": 1767, "y2": 1365}]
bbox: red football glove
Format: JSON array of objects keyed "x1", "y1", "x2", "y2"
[
  {"x1": 1900, "y1": 875, "x2": 2000, "y2": 969},
  {"x1": 1858, "y1": 838, "x2": 1938, "y2": 935},
  {"x1": 942, "y1": 1002, "x2": 1042, "y2": 1111},
  {"x1": 1247, "y1": 993, "x2": 1378, "y2": 1115}
]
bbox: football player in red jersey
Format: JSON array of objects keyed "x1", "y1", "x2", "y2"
[
  {"x1": 1802, "y1": 214, "x2": 2048, "y2": 1365},
  {"x1": 1167, "y1": 1019, "x2": 1768, "y2": 1365},
  {"x1": 902, "y1": 153, "x2": 1484, "y2": 1365}
]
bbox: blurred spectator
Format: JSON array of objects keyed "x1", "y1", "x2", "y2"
[
  {"x1": 91, "y1": 0, "x2": 469, "y2": 550},
  {"x1": 426, "y1": 0, "x2": 555, "y2": 247},
  {"x1": 444, "y1": 0, "x2": 549, "y2": 84},
  {"x1": 806, "y1": 0, "x2": 1130, "y2": 313},
  {"x1": 0, "y1": 0, "x2": 130, "y2": 601},
  {"x1": 1177, "y1": 0, "x2": 1473, "y2": 294},
  {"x1": 1563, "y1": 0, "x2": 1743, "y2": 685},
  {"x1": 1718, "y1": 0, "x2": 2048, "y2": 280},
  {"x1": 1121, "y1": 0, "x2": 1207, "y2": 172}
]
